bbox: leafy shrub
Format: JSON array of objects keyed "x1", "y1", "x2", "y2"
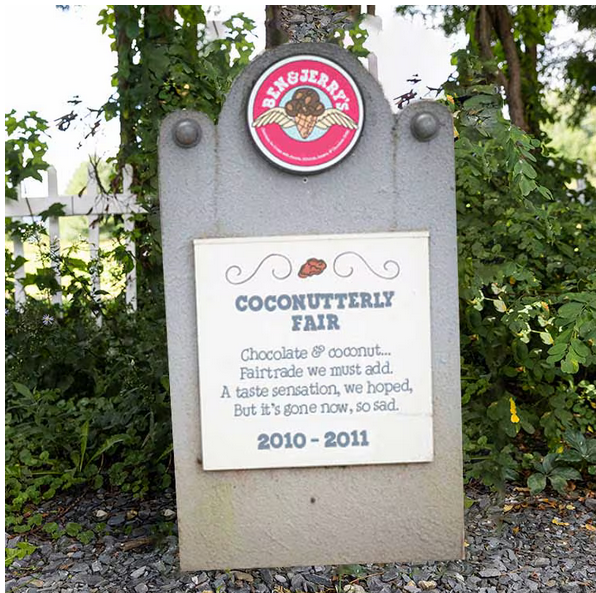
[
  {"x1": 5, "y1": 239, "x2": 172, "y2": 530},
  {"x1": 448, "y1": 50, "x2": 596, "y2": 490}
]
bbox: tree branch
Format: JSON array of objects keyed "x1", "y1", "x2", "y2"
[{"x1": 487, "y1": 5, "x2": 528, "y2": 131}]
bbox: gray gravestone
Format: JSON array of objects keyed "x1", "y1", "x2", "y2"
[{"x1": 159, "y1": 43, "x2": 463, "y2": 570}]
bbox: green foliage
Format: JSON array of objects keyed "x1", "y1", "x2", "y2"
[
  {"x1": 5, "y1": 110, "x2": 50, "y2": 200},
  {"x1": 543, "y1": 98, "x2": 596, "y2": 183},
  {"x1": 95, "y1": 6, "x2": 258, "y2": 317},
  {"x1": 395, "y1": 5, "x2": 594, "y2": 135},
  {"x1": 526, "y1": 452, "x2": 581, "y2": 495},
  {"x1": 329, "y1": 13, "x2": 370, "y2": 58},
  {"x1": 5, "y1": 541, "x2": 37, "y2": 568},
  {"x1": 5, "y1": 6, "x2": 257, "y2": 534},
  {"x1": 5, "y1": 221, "x2": 172, "y2": 529},
  {"x1": 98, "y1": 6, "x2": 255, "y2": 197},
  {"x1": 447, "y1": 50, "x2": 596, "y2": 491},
  {"x1": 561, "y1": 430, "x2": 596, "y2": 475},
  {"x1": 560, "y1": 6, "x2": 596, "y2": 127}
]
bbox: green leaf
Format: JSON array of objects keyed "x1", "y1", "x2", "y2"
[
  {"x1": 561, "y1": 355, "x2": 580, "y2": 374},
  {"x1": 519, "y1": 176, "x2": 536, "y2": 196},
  {"x1": 558, "y1": 302, "x2": 584, "y2": 319},
  {"x1": 565, "y1": 430, "x2": 588, "y2": 455},
  {"x1": 78, "y1": 530, "x2": 95, "y2": 545},
  {"x1": 88, "y1": 435, "x2": 128, "y2": 464},
  {"x1": 570, "y1": 338, "x2": 590, "y2": 359},
  {"x1": 547, "y1": 342, "x2": 568, "y2": 356},
  {"x1": 528, "y1": 472, "x2": 547, "y2": 494},
  {"x1": 337, "y1": 564, "x2": 366, "y2": 577},
  {"x1": 542, "y1": 452, "x2": 558, "y2": 474},
  {"x1": 65, "y1": 522, "x2": 82, "y2": 537},
  {"x1": 39, "y1": 203, "x2": 66, "y2": 220},
  {"x1": 548, "y1": 474, "x2": 569, "y2": 494},
  {"x1": 520, "y1": 160, "x2": 537, "y2": 179},
  {"x1": 13, "y1": 382, "x2": 33, "y2": 398},
  {"x1": 551, "y1": 466, "x2": 582, "y2": 481}
]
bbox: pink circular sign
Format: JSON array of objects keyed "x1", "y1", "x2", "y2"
[{"x1": 247, "y1": 55, "x2": 364, "y2": 173}]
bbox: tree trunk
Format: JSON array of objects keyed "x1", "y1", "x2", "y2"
[
  {"x1": 474, "y1": 6, "x2": 509, "y2": 93},
  {"x1": 265, "y1": 5, "x2": 287, "y2": 48},
  {"x1": 487, "y1": 5, "x2": 528, "y2": 132},
  {"x1": 114, "y1": 6, "x2": 136, "y2": 188}
]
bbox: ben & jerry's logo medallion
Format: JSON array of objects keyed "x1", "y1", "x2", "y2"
[{"x1": 247, "y1": 55, "x2": 364, "y2": 173}]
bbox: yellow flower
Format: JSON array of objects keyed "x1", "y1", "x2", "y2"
[{"x1": 509, "y1": 398, "x2": 520, "y2": 423}]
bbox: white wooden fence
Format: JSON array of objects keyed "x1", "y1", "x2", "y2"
[{"x1": 5, "y1": 165, "x2": 141, "y2": 310}]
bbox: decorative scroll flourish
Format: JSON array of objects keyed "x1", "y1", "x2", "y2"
[
  {"x1": 225, "y1": 253, "x2": 292, "y2": 285},
  {"x1": 333, "y1": 251, "x2": 400, "y2": 280}
]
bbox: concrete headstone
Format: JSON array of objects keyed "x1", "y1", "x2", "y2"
[{"x1": 159, "y1": 43, "x2": 463, "y2": 570}]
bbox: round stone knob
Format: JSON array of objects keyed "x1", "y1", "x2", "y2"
[
  {"x1": 410, "y1": 112, "x2": 440, "y2": 142},
  {"x1": 174, "y1": 119, "x2": 201, "y2": 148}
]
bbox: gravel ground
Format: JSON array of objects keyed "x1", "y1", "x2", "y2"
[{"x1": 6, "y1": 484, "x2": 596, "y2": 593}]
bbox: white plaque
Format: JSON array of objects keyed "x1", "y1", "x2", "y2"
[{"x1": 194, "y1": 232, "x2": 433, "y2": 471}]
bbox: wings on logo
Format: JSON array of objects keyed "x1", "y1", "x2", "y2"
[
  {"x1": 253, "y1": 87, "x2": 358, "y2": 139},
  {"x1": 253, "y1": 108, "x2": 295, "y2": 129},
  {"x1": 315, "y1": 109, "x2": 357, "y2": 130}
]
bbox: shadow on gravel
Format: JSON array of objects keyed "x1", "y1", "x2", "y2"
[{"x1": 6, "y1": 485, "x2": 596, "y2": 592}]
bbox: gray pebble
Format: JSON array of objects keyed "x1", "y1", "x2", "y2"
[
  {"x1": 367, "y1": 576, "x2": 385, "y2": 592},
  {"x1": 533, "y1": 557, "x2": 550, "y2": 568},
  {"x1": 70, "y1": 562, "x2": 90, "y2": 573},
  {"x1": 260, "y1": 569, "x2": 274, "y2": 586},
  {"x1": 161, "y1": 553, "x2": 176, "y2": 566},
  {"x1": 306, "y1": 574, "x2": 331, "y2": 587},
  {"x1": 381, "y1": 568, "x2": 400, "y2": 582},
  {"x1": 291, "y1": 573, "x2": 306, "y2": 590},
  {"x1": 479, "y1": 568, "x2": 501, "y2": 578},
  {"x1": 72, "y1": 573, "x2": 104, "y2": 586},
  {"x1": 131, "y1": 566, "x2": 147, "y2": 579},
  {"x1": 107, "y1": 513, "x2": 126, "y2": 527}
]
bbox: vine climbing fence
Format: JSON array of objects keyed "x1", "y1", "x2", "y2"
[{"x1": 5, "y1": 165, "x2": 140, "y2": 310}]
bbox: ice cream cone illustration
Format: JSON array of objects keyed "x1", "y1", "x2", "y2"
[
  {"x1": 294, "y1": 112, "x2": 318, "y2": 138},
  {"x1": 253, "y1": 87, "x2": 357, "y2": 139}
]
